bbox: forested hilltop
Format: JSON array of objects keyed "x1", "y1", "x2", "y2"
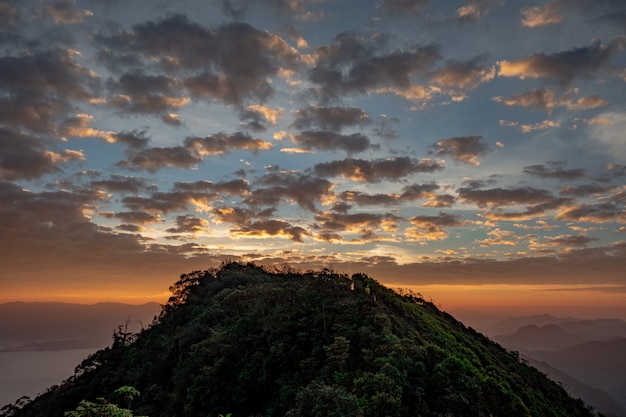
[{"x1": 5, "y1": 262, "x2": 596, "y2": 417}]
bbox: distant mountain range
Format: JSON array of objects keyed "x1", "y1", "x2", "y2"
[
  {"x1": 484, "y1": 314, "x2": 626, "y2": 417},
  {"x1": 0, "y1": 301, "x2": 161, "y2": 351}
]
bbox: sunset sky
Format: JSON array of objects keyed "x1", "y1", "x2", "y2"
[{"x1": 1, "y1": 0, "x2": 625, "y2": 317}]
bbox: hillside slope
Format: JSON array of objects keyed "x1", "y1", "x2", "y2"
[{"x1": 4, "y1": 263, "x2": 595, "y2": 417}]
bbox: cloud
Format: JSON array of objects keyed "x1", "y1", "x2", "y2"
[
  {"x1": 497, "y1": 37, "x2": 626, "y2": 85},
  {"x1": 313, "y1": 211, "x2": 399, "y2": 238},
  {"x1": 556, "y1": 202, "x2": 626, "y2": 224},
  {"x1": 0, "y1": 3, "x2": 19, "y2": 30},
  {"x1": 291, "y1": 131, "x2": 378, "y2": 154},
  {"x1": 291, "y1": 105, "x2": 370, "y2": 131},
  {"x1": 494, "y1": 88, "x2": 607, "y2": 112},
  {"x1": 218, "y1": 0, "x2": 322, "y2": 21},
  {"x1": 456, "y1": 0, "x2": 501, "y2": 22},
  {"x1": 338, "y1": 182, "x2": 441, "y2": 207},
  {"x1": 560, "y1": 183, "x2": 616, "y2": 196},
  {"x1": 0, "y1": 48, "x2": 98, "y2": 133},
  {"x1": 458, "y1": 186, "x2": 571, "y2": 221},
  {"x1": 107, "y1": 72, "x2": 189, "y2": 115},
  {"x1": 0, "y1": 128, "x2": 83, "y2": 180},
  {"x1": 100, "y1": 210, "x2": 162, "y2": 225},
  {"x1": 308, "y1": 32, "x2": 440, "y2": 100},
  {"x1": 314, "y1": 156, "x2": 444, "y2": 182},
  {"x1": 118, "y1": 132, "x2": 272, "y2": 172},
  {"x1": 520, "y1": 1, "x2": 564, "y2": 27},
  {"x1": 162, "y1": 113, "x2": 182, "y2": 126},
  {"x1": 239, "y1": 105, "x2": 283, "y2": 132},
  {"x1": 118, "y1": 146, "x2": 202, "y2": 173},
  {"x1": 185, "y1": 132, "x2": 272, "y2": 156},
  {"x1": 430, "y1": 135, "x2": 492, "y2": 166},
  {"x1": 429, "y1": 55, "x2": 495, "y2": 91},
  {"x1": 121, "y1": 189, "x2": 217, "y2": 215},
  {"x1": 244, "y1": 172, "x2": 334, "y2": 212},
  {"x1": 233, "y1": 219, "x2": 310, "y2": 242},
  {"x1": 96, "y1": 16, "x2": 300, "y2": 106},
  {"x1": 174, "y1": 178, "x2": 250, "y2": 196},
  {"x1": 379, "y1": 0, "x2": 429, "y2": 15},
  {"x1": 37, "y1": 0, "x2": 93, "y2": 24},
  {"x1": 589, "y1": 111, "x2": 626, "y2": 162},
  {"x1": 406, "y1": 212, "x2": 466, "y2": 241},
  {"x1": 500, "y1": 119, "x2": 560, "y2": 133},
  {"x1": 165, "y1": 214, "x2": 209, "y2": 235},
  {"x1": 523, "y1": 161, "x2": 588, "y2": 181},
  {"x1": 90, "y1": 175, "x2": 149, "y2": 194}
]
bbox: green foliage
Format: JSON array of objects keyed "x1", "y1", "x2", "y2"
[
  {"x1": 11, "y1": 262, "x2": 599, "y2": 417},
  {"x1": 64, "y1": 387, "x2": 145, "y2": 417}
]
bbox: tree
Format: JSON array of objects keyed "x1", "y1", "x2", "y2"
[{"x1": 64, "y1": 387, "x2": 146, "y2": 417}]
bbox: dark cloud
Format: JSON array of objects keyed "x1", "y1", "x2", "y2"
[
  {"x1": 456, "y1": 0, "x2": 501, "y2": 22},
  {"x1": 314, "y1": 156, "x2": 444, "y2": 182},
  {"x1": 100, "y1": 210, "x2": 161, "y2": 224},
  {"x1": 494, "y1": 88, "x2": 607, "y2": 112},
  {"x1": 0, "y1": 48, "x2": 98, "y2": 133},
  {"x1": 110, "y1": 131, "x2": 151, "y2": 149},
  {"x1": 166, "y1": 214, "x2": 208, "y2": 234},
  {"x1": 173, "y1": 179, "x2": 249, "y2": 196},
  {"x1": 291, "y1": 131, "x2": 378, "y2": 154},
  {"x1": 0, "y1": 181, "x2": 150, "y2": 268},
  {"x1": 245, "y1": 172, "x2": 334, "y2": 212},
  {"x1": 162, "y1": 113, "x2": 182, "y2": 126},
  {"x1": 459, "y1": 186, "x2": 571, "y2": 220},
  {"x1": 339, "y1": 182, "x2": 440, "y2": 206},
  {"x1": 559, "y1": 183, "x2": 616, "y2": 196},
  {"x1": 406, "y1": 212, "x2": 466, "y2": 241},
  {"x1": 122, "y1": 189, "x2": 217, "y2": 214},
  {"x1": 96, "y1": 16, "x2": 299, "y2": 106},
  {"x1": 118, "y1": 146, "x2": 201, "y2": 173},
  {"x1": 0, "y1": 2, "x2": 19, "y2": 31},
  {"x1": 119, "y1": 132, "x2": 272, "y2": 172},
  {"x1": 498, "y1": 37, "x2": 626, "y2": 85},
  {"x1": 340, "y1": 191, "x2": 398, "y2": 206},
  {"x1": 291, "y1": 105, "x2": 370, "y2": 131},
  {"x1": 90, "y1": 175, "x2": 148, "y2": 194},
  {"x1": 212, "y1": 205, "x2": 275, "y2": 225},
  {"x1": 217, "y1": 0, "x2": 318, "y2": 20},
  {"x1": 544, "y1": 234, "x2": 599, "y2": 247},
  {"x1": 107, "y1": 71, "x2": 187, "y2": 115},
  {"x1": 430, "y1": 135, "x2": 492, "y2": 166},
  {"x1": 556, "y1": 202, "x2": 625, "y2": 223},
  {"x1": 313, "y1": 211, "x2": 399, "y2": 232},
  {"x1": 379, "y1": 0, "x2": 429, "y2": 15},
  {"x1": 523, "y1": 161, "x2": 588, "y2": 181},
  {"x1": 0, "y1": 128, "x2": 83, "y2": 180},
  {"x1": 598, "y1": 9, "x2": 626, "y2": 30},
  {"x1": 400, "y1": 182, "x2": 440, "y2": 199},
  {"x1": 309, "y1": 32, "x2": 440, "y2": 100},
  {"x1": 429, "y1": 55, "x2": 495, "y2": 90},
  {"x1": 233, "y1": 219, "x2": 310, "y2": 242},
  {"x1": 184, "y1": 132, "x2": 272, "y2": 156},
  {"x1": 36, "y1": 0, "x2": 92, "y2": 24}
]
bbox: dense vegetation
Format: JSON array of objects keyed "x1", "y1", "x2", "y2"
[{"x1": 4, "y1": 262, "x2": 596, "y2": 417}]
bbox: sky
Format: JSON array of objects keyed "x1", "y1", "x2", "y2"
[{"x1": 1, "y1": 0, "x2": 625, "y2": 317}]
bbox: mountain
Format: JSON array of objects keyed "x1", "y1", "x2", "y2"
[
  {"x1": 0, "y1": 301, "x2": 162, "y2": 408},
  {"x1": 483, "y1": 315, "x2": 626, "y2": 342},
  {"x1": 3, "y1": 263, "x2": 596, "y2": 417},
  {"x1": 492, "y1": 324, "x2": 594, "y2": 351},
  {"x1": 0, "y1": 302, "x2": 162, "y2": 351},
  {"x1": 524, "y1": 356, "x2": 626, "y2": 417},
  {"x1": 529, "y1": 338, "x2": 626, "y2": 414}
]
